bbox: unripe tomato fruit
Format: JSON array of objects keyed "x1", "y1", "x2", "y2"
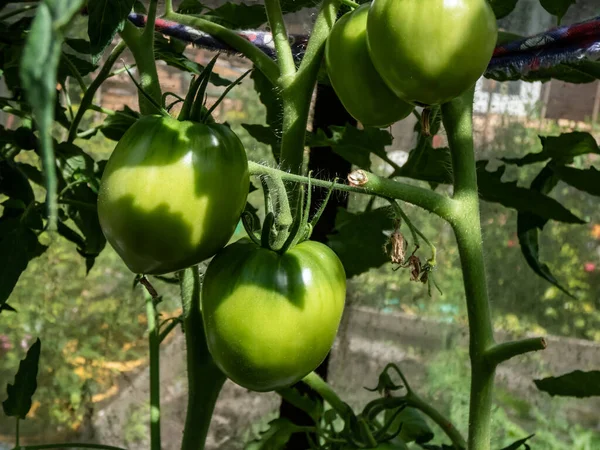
[
  {"x1": 201, "y1": 239, "x2": 346, "y2": 392},
  {"x1": 325, "y1": 3, "x2": 413, "y2": 127},
  {"x1": 97, "y1": 115, "x2": 249, "y2": 275},
  {"x1": 367, "y1": 0, "x2": 497, "y2": 106}
]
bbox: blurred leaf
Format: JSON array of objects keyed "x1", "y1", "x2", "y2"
[
  {"x1": 419, "y1": 444, "x2": 455, "y2": 450},
  {"x1": 499, "y1": 434, "x2": 534, "y2": 450},
  {"x1": 280, "y1": 0, "x2": 320, "y2": 14},
  {"x1": 477, "y1": 162, "x2": 585, "y2": 224},
  {"x1": 154, "y1": 34, "x2": 231, "y2": 86},
  {"x1": 208, "y1": 3, "x2": 267, "y2": 29},
  {"x1": 307, "y1": 125, "x2": 393, "y2": 170},
  {"x1": 277, "y1": 386, "x2": 322, "y2": 422},
  {"x1": 489, "y1": 0, "x2": 519, "y2": 19},
  {"x1": 386, "y1": 407, "x2": 434, "y2": 444},
  {"x1": 20, "y1": 0, "x2": 84, "y2": 231},
  {"x1": 488, "y1": 60, "x2": 600, "y2": 84},
  {"x1": 0, "y1": 302, "x2": 17, "y2": 314},
  {"x1": 551, "y1": 165, "x2": 600, "y2": 197},
  {"x1": 100, "y1": 106, "x2": 140, "y2": 141},
  {"x1": 2, "y1": 338, "x2": 41, "y2": 419},
  {"x1": 0, "y1": 222, "x2": 47, "y2": 308},
  {"x1": 15, "y1": 163, "x2": 44, "y2": 187},
  {"x1": 501, "y1": 132, "x2": 599, "y2": 166},
  {"x1": 177, "y1": 0, "x2": 205, "y2": 14},
  {"x1": 65, "y1": 38, "x2": 91, "y2": 54},
  {"x1": 539, "y1": 0, "x2": 575, "y2": 22},
  {"x1": 534, "y1": 370, "x2": 600, "y2": 397},
  {"x1": 87, "y1": 0, "x2": 135, "y2": 61},
  {"x1": 245, "y1": 418, "x2": 306, "y2": 450},
  {"x1": 327, "y1": 207, "x2": 394, "y2": 278},
  {"x1": 0, "y1": 160, "x2": 34, "y2": 206},
  {"x1": 251, "y1": 69, "x2": 282, "y2": 161}
]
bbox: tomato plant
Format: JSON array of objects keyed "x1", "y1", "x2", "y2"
[
  {"x1": 98, "y1": 115, "x2": 249, "y2": 275},
  {"x1": 201, "y1": 238, "x2": 346, "y2": 392},
  {"x1": 325, "y1": 3, "x2": 413, "y2": 127},
  {"x1": 366, "y1": 0, "x2": 498, "y2": 106},
  {"x1": 2, "y1": 1, "x2": 598, "y2": 450}
]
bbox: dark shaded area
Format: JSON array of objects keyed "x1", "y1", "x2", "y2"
[{"x1": 280, "y1": 84, "x2": 355, "y2": 449}]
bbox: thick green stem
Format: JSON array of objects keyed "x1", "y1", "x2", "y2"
[
  {"x1": 302, "y1": 371, "x2": 350, "y2": 417},
  {"x1": 67, "y1": 41, "x2": 126, "y2": 142},
  {"x1": 180, "y1": 267, "x2": 226, "y2": 450},
  {"x1": 278, "y1": 0, "x2": 338, "y2": 174},
  {"x1": 120, "y1": 21, "x2": 162, "y2": 115},
  {"x1": 163, "y1": 12, "x2": 279, "y2": 85},
  {"x1": 248, "y1": 161, "x2": 454, "y2": 218},
  {"x1": 442, "y1": 89, "x2": 494, "y2": 450},
  {"x1": 485, "y1": 337, "x2": 547, "y2": 367},
  {"x1": 141, "y1": 279, "x2": 161, "y2": 450},
  {"x1": 265, "y1": 0, "x2": 296, "y2": 82}
]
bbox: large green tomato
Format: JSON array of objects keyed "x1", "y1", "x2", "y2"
[
  {"x1": 201, "y1": 239, "x2": 346, "y2": 392},
  {"x1": 325, "y1": 3, "x2": 413, "y2": 127},
  {"x1": 98, "y1": 115, "x2": 249, "y2": 275},
  {"x1": 367, "y1": 0, "x2": 497, "y2": 106}
]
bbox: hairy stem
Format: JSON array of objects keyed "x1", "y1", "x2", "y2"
[
  {"x1": 67, "y1": 41, "x2": 126, "y2": 142},
  {"x1": 265, "y1": 0, "x2": 296, "y2": 83},
  {"x1": 442, "y1": 88, "x2": 494, "y2": 450},
  {"x1": 163, "y1": 12, "x2": 279, "y2": 85},
  {"x1": 278, "y1": 0, "x2": 338, "y2": 174},
  {"x1": 180, "y1": 267, "x2": 226, "y2": 450},
  {"x1": 248, "y1": 162, "x2": 454, "y2": 219}
]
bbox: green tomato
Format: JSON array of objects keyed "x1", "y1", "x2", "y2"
[
  {"x1": 97, "y1": 115, "x2": 249, "y2": 275},
  {"x1": 325, "y1": 3, "x2": 413, "y2": 127},
  {"x1": 201, "y1": 239, "x2": 346, "y2": 392},
  {"x1": 367, "y1": 0, "x2": 497, "y2": 106}
]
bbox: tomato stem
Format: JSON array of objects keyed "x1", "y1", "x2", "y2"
[
  {"x1": 119, "y1": 21, "x2": 162, "y2": 115},
  {"x1": 179, "y1": 268, "x2": 226, "y2": 450},
  {"x1": 140, "y1": 278, "x2": 162, "y2": 450},
  {"x1": 265, "y1": 0, "x2": 296, "y2": 84}
]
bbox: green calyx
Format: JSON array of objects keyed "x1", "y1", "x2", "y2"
[{"x1": 242, "y1": 173, "x2": 336, "y2": 253}]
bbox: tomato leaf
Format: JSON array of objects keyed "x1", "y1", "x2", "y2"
[
  {"x1": 242, "y1": 124, "x2": 280, "y2": 150},
  {"x1": 58, "y1": 52, "x2": 98, "y2": 84},
  {"x1": 0, "y1": 302, "x2": 17, "y2": 314},
  {"x1": 177, "y1": 0, "x2": 205, "y2": 14},
  {"x1": 87, "y1": 0, "x2": 135, "y2": 61},
  {"x1": 551, "y1": 165, "x2": 600, "y2": 197},
  {"x1": 498, "y1": 434, "x2": 535, "y2": 450},
  {"x1": 246, "y1": 418, "x2": 308, "y2": 450},
  {"x1": 20, "y1": 0, "x2": 84, "y2": 231},
  {"x1": 327, "y1": 207, "x2": 394, "y2": 278},
  {"x1": 476, "y1": 162, "x2": 585, "y2": 224},
  {"x1": 154, "y1": 35, "x2": 231, "y2": 86},
  {"x1": 397, "y1": 142, "x2": 453, "y2": 185},
  {"x1": 2, "y1": 338, "x2": 41, "y2": 419},
  {"x1": 489, "y1": 0, "x2": 519, "y2": 19},
  {"x1": 534, "y1": 370, "x2": 600, "y2": 397},
  {"x1": 207, "y1": 3, "x2": 267, "y2": 29},
  {"x1": 100, "y1": 106, "x2": 140, "y2": 141},
  {"x1": 501, "y1": 132, "x2": 599, "y2": 166},
  {"x1": 539, "y1": 0, "x2": 575, "y2": 23},
  {"x1": 0, "y1": 160, "x2": 34, "y2": 206},
  {"x1": 0, "y1": 222, "x2": 47, "y2": 309},
  {"x1": 516, "y1": 164, "x2": 573, "y2": 297},
  {"x1": 387, "y1": 407, "x2": 434, "y2": 444},
  {"x1": 65, "y1": 38, "x2": 92, "y2": 54},
  {"x1": 307, "y1": 125, "x2": 394, "y2": 170}
]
